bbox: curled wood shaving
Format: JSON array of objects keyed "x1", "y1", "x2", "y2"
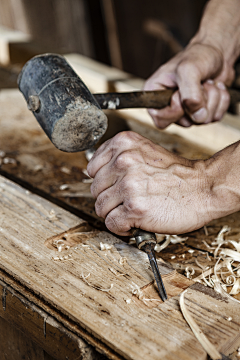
[
  {"x1": 220, "y1": 248, "x2": 240, "y2": 261},
  {"x1": 202, "y1": 240, "x2": 215, "y2": 250},
  {"x1": 185, "y1": 266, "x2": 195, "y2": 279},
  {"x1": 81, "y1": 273, "x2": 113, "y2": 292},
  {"x1": 169, "y1": 234, "x2": 188, "y2": 244},
  {"x1": 229, "y1": 279, "x2": 240, "y2": 295},
  {"x1": 131, "y1": 283, "x2": 161, "y2": 305},
  {"x1": 195, "y1": 259, "x2": 209, "y2": 271},
  {"x1": 119, "y1": 257, "x2": 128, "y2": 265},
  {"x1": 154, "y1": 234, "x2": 188, "y2": 253},
  {"x1": 154, "y1": 236, "x2": 171, "y2": 252},
  {"x1": 212, "y1": 225, "x2": 231, "y2": 245},
  {"x1": 179, "y1": 290, "x2": 221, "y2": 360}
]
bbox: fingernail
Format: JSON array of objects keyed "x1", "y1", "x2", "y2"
[
  {"x1": 216, "y1": 81, "x2": 226, "y2": 90},
  {"x1": 206, "y1": 79, "x2": 214, "y2": 85},
  {"x1": 192, "y1": 107, "x2": 208, "y2": 123}
]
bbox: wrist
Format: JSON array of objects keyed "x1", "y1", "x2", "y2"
[
  {"x1": 189, "y1": 0, "x2": 240, "y2": 68},
  {"x1": 204, "y1": 145, "x2": 240, "y2": 221}
]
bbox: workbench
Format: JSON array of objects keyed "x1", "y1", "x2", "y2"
[{"x1": 1, "y1": 53, "x2": 240, "y2": 360}]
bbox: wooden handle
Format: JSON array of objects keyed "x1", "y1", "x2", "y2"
[
  {"x1": 131, "y1": 228, "x2": 157, "y2": 249},
  {"x1": 94, "y1": 89, "x2": 174, "y2": 110},
  {"x1": 94, "y1": 88, "x2": 240, "y2": 110}
]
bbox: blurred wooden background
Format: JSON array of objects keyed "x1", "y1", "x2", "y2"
[{"x1": 0, "y1": 0, "x2": 207, "y2": 78}]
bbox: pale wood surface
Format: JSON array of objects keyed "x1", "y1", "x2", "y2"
[{"x1": 1, "y1": 174, "x2": 240, "y2": 359}]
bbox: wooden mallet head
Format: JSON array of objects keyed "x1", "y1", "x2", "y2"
[{"x1": 18, "y1": 54, "x2": 108, "y2": 152}]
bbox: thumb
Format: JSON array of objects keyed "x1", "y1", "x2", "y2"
[{"x1": 176, "y1": 62, "x2": 208, "y2": 124}]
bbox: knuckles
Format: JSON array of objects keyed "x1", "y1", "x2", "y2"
[{"x1": 113, "y1": 151, "x2": 135, "y2": 170}]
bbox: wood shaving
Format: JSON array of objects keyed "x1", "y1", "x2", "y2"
[
  {"x1": 202, "y1": 240, "x2": 215, "y2": 250},
  {"x1": 109, "y1": 267, "x2": 125, "y2": 277},
  {"x1": 179, "y1": 290, "x2": 221, "y2": 360},
  {"x1": 60, "y1": 166, "x2": 71, "y2": 174},
  {"x1": 59, "y1": 184, "x2": 69, "y2": 190},
  {"x1": 195, "y1": 259, "x2": 209, "y2": 271},
  {"x1": 3, "y1": 157, "x2": 17, "y2": 164},
  {"x1": 51, "y1": 254, "x2": 72, "y2": 261},
  {"x1": 212, "y1": 225, "x2": 231, "y2": 245},
  {"x1": 204, "y1": 225, "x2": 209, "y2": 236},
  {"x1": 131, "y1": 283, "x2": 161, "y2": 305},
  {"x1": 169, "y1": 234, "x2": 188, "y2": 244},
  {"x1": 48, "y1": 209, "x2": 58, "y2": 221},
  {"x1": 82, "y1": 169, "x2": 91, "y2": 178},
  {"x1": 81, "y1": 273, "x2": 113, "y2": 292},
  {"x1": 154, "y1": 236, "x2": 171, "y2": 252},
  {"x1": 100, "y1": 242, "x2": 113, "y2": 251},
  {"x1": 220, "y1": 248, "x2": 240, "y2": 261},
  {"x1": 119, "y1": 257, "x2": 128, "y2": 265},
  {"x1": 185, "y1": 266, "x2": 195, "y2": 279},
  {"x1": 33, "y1": 164, "x2": 43, "y2": 172},
  {"x1": 82, "y1": 178, "x2": 93, "y2": 184}
]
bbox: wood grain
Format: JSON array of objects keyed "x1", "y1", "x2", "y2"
[{"x1": 0, "y1": 175, "x2": 240, "y2": 359}]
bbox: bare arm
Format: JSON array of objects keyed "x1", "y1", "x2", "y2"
[{"x1": 144, "y1": 0, "x2": 240, "y2": 128}]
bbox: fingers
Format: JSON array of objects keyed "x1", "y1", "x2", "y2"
[
  {"x1": 147, "y1": 91, "x2": 184, "y2": 129},
  {"x1": 105, "y1": 205, "x2": 132, "y2": 236},
  {"x1": 87, "y1": 139, "x2": 113, "y2": 178},
  {"x1": 213, "y1": 82, "x2": 230, "y2": 121},
  {"x1": 94, "y1": 184, "x2": 123, "y2": 219},
  {"x1": 87, "y1": 131, "x2": 140, "y2": 178}
]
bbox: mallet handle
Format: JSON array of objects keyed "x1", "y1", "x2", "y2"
[
  {"x1": 94, "y1": 88, "x2": 240, "y2": 110},
  {"x1": 94, "y1": 89, "x2": 174, "y2": 110}
]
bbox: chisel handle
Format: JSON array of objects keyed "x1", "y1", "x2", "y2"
[
  {"x1": 131, "y1": 228, "x2": 157, "y2": 249},
  {"x1": 94, "y1": 88, "x2": 240, "y2": 110}
]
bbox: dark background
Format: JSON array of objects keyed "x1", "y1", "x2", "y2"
[{"x1": 0, "y1": 0, "x2": 207, "y2": 78}]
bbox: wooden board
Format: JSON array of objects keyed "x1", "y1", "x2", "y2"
[{"x1": 1, "y1": 174, "x2": 240, "y2": 359}]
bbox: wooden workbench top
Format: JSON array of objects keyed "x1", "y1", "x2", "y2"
[{"x1": 1, "y1": 174, "x2": 240, "y2": 360}]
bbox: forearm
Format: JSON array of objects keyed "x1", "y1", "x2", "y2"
[
  {"x1": 191, "y1": 0, "x2": 240, "y2": 67},
  {"x1": 206, "y1": 140, "x2": 240, "y2": 220}
]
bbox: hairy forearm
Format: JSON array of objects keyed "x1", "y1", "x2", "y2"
[
  {"x1": 206, "y1": 141, "x2": 240, "y2": 220},
  {"x1": 191, "y1": 0, "x2": 240, "y2": 66}
]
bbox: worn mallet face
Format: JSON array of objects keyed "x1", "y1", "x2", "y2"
[{"x1": 18, "y1": 54, "x2": 108, "y2": 152}]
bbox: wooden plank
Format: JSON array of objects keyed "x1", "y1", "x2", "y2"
[
  {"x1": 0, "y1": 25, "x2": 30, "y2": 65},
  {"x1": 0, "y1": 317, "x2": 45, "y2": 360},
  {"x1": 65, "y1": 53, "x2": 131, "y2": 93},
  {"x1": 0, "y1": 280, "x2": 105, "y2": 360},
  {"x1": 0, "y1": 175, "x2": 240, "y2": 359}
]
